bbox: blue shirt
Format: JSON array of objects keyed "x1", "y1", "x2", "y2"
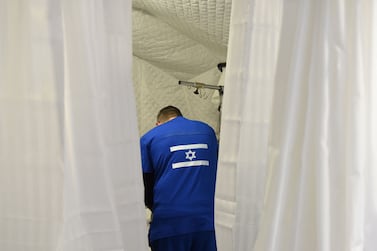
[{"x1": 140, "y1": 116, "x2": 218, "y2": 242}]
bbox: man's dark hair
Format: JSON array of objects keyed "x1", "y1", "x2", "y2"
[{"x1": 157, "y1": 105, "x2": 183, "y2": 122}]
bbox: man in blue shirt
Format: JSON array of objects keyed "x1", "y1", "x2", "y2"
[{"x1": 140, "y1": 105, "x2": 218, "y2": 251}]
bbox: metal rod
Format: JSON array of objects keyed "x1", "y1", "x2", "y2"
[
  {"x1": 178, "y1": 80, "x2": 224, "y2": 141},
  {"x1": 178, "y1": 80, "x2": 223, "y2": 91}
]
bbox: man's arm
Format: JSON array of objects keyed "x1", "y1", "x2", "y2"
[{"x1": 143, "y1": 172, "x2": 154, "y2": 211}]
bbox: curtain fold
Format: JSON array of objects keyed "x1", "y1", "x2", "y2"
[
  {"x1": 255, "y1": 1, "x2": 377, "y2": 250},
  {"x1": 59, "y1": 1, "x2": 148, "y2": 250},
  {"x1": 215, "y1": 0, "x2": 282, "y2": 250},
  {"x1": 0, "y1": 0, "x2": 148, "y2": 250},
  {"x1": 0, "y1": 1, "x2": 63, "y2": 250},
  {"x1": 217, "y1": 0, "x2": 377, "y2": 250}
]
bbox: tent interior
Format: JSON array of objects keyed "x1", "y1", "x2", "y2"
[
  {"x1": 1, "y1": 0, "x2": 377, "y2": 250},
  {"x1": 132, "y1": 0, "x2": 231, "y2": 135}
]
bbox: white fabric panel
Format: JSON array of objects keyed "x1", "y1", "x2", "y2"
[
  {"x1": 218, "y1": 0, "x2": 377, "y2": 251},
  {"x1": 216, "y1": 0, "x2": 282, "y2": 250},
  {"x1": 59, "y1": 1, "x2": 148, "y2": 250},
  {"x1": 254, "y1": 1, "x2": 377, "y2": 250},
  {"x1": 132, "y1": 9, "x2": 222, "y2": 81},
  {"x1": 133, "y1": 57, "x2": 221, "y2": 136},
  {"x1": 133, "y1": 0, "x2": 231, "y2": 58},
  {"x1": 0, "y1": 1, "x2": 63, "y2": 250},
  {"x1": 132, "y1": 0, "x2": 229, "y2": 138},
  {"x1": 0, "y1": 0, "x2": 148, "y2": 250}
]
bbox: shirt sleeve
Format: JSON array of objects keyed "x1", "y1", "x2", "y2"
[
  {"x1": 140, "y1": 135, "x2": 154, "y2": 209},
  {"x1": 140, "y1": 136, "x2": 153, "y2": 173},
  {"x1": 143, "y1": 172, "x2": 154, "y2": 210}
]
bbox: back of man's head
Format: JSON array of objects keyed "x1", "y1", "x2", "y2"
[{"x1": 157, "y1": 105, "x2": 183, "y2": 124}]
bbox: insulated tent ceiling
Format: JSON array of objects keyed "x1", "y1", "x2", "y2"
[{"x1": 132, "y1": 0, "x2": 232, "y2": 135}]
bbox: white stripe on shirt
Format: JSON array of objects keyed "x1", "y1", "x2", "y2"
[
  {"x1": 172, "y1": 160, "x2": 209, "y2": 169},
  {"x1": 170, "y1": 144, "x2": 208, "y2": 152}
]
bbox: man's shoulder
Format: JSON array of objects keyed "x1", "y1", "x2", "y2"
[
  {"x1": 142, "y1": 127, "x2": 158, "y2": 138},
  {"x1": 141, "y1": 116, "x2": 215, "y2": 140},
  {"x1": 141, "y1": 122, "x2": 172, "y2": 141},
  {"x1": 188, "y1": 119, "x2": 215, "y2": 131}
]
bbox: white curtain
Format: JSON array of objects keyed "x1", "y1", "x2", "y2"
[
  {"x1": 217, "y1": 0, "x2": 377, "y2": 251},
  {"x1": 215, "y1": 0, "x2": 282, "y2": 250},
  {"x1": 0, "y1": 0, "x2": 148, "y2": 250}
]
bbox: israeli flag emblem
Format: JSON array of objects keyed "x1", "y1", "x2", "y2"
[{"x1": 170, "y1": 144, "x2": 209, "y2": 169}]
